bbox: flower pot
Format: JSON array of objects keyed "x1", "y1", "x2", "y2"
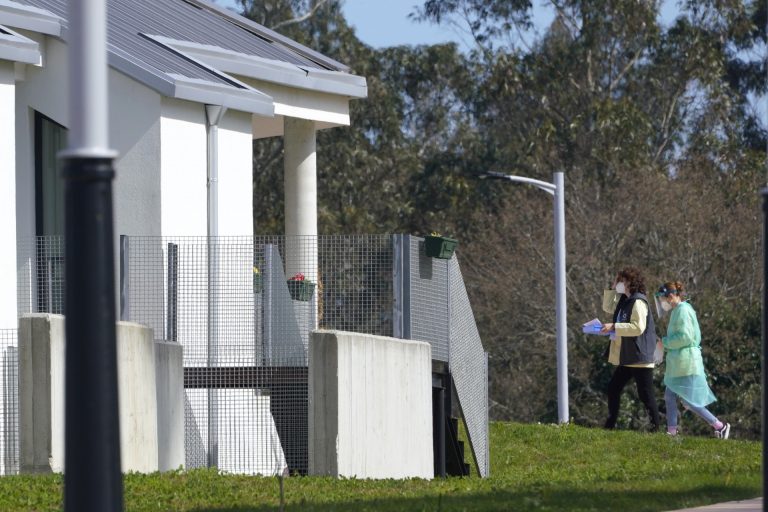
[
  {"x1": 287, "y1": 279, "x2": 315, "y2": 301},
  {"x1": 253, "y1": 273, "x2": 263, "y2": 294},
  {"x1": 424, "y1": 235, "x2": 458, "y2": 259}
]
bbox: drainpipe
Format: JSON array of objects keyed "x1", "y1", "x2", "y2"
[{"x1": 205, "y1": 104, "x2": 226, "y2": 468}]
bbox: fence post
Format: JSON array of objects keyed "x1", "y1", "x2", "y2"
[
  {"x1": 392, "y1": 234, "x2": 412, "y2": 340},
  {"x1": 207, "y1": 238, "x2": 219, "y2": 468},
  {"x1": 263, "y1": 244, "x2": 275, "y2": 365},
  {"x1": 119, "y1": 235, "x2": 129, "y2": 321},
  {"x1": 166, "y1": 243, "x2": 178, "y2": 342},
  {"x1": 392, "y1": 235, "x2": 403, "y2": 339}
]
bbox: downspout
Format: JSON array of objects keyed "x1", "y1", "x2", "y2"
[{"x1": 205, "y1": 104, "x2": 226, "y2": 468}]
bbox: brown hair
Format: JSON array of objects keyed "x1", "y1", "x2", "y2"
[
  {"x1": 660, "y1": 281, "x2": 685, "y2": 297},
  {"x1": 617, "y1": 267, "x2": 646, "y2": 295}
]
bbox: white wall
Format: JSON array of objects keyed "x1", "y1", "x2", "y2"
[
  {"x1": 160, "y1": 98, "x2": 208, "y2": 237},
  {"x1": 15, "y1": 35, "x2": 69, "y2": 246},
  {"x1": 0, "y1": 62, "x2": 17, "y2": 328},
  {"x1": 309, "y1": 330, "x2": 434, "y2": 479},
  {"x1": 15, "y1": 35, "x2": 164, "y2": 243},
  {"x1": 217, "y1": 109, "x2": 254, "y2": 236},
  {"x1": 160, "y1": 99, "x2": 253, "y2": 237},
  {"x1": 110, "y1": 69, "x2": 162, "y2": 238},
  {"x1": 13, "y1": 36, "x2": 164, "y2": 321}
]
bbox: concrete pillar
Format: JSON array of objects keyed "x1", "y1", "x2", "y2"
[
  {"x1": 18, "y1": 315, "x2": 175, "y2": 474},
  {"x1": 155, "y1": 341, "x2": 184, "y2": 471},
  {"x1": 309, "y1": 330, "x2": 433, "y2": 479},
  {"x1": 0, "y1": 63, "x2": 17, "y2": 329},
  {"x1": 18, "y1": 314, "x2": 65, "y2": 473},
  {"x1": 283, "y1": 117, "x2": 318, "y2": 290},
  {"x1": 116, "y1": 321, "x2": 158, "y2": 473}
]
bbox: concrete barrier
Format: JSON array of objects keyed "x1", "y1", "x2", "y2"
[
  {"x1": 155, "y1": 341, "x2": 184, "y2": 471},
  {"x1": 116, "y1": 321, "x2": 158, "y2": 472},
  {"x1": 18, "y1": 314, "x2": 184, "y2": 473},
  {"x1": 18, "y1": 314, "x2": 64, "y2": 473},
  {"x1": 309, "y1": 330, "x2": 433, "y2": 479}
]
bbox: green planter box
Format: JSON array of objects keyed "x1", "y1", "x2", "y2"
[
  {"x1": 287, "y1": 280, "x2": 315, "y2": 301},
  {"x1": 253, "y1": 272, "x2": 263, "y2": 294},
  {"x1": 424, "y1": 235, "x2": 458, "y2": 259}
]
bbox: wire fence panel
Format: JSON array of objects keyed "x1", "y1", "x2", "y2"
[
  {"x1": 448, "y1": 258, "x2": 490, "y2": 477},
  {"x1": 0, "y1": 329, "x2": 18, "y2": 476},
  {"x1": 408, "y1": 237, "x2": 450, "y2": 362},
  {"x1": 17, "y1": 237, "x2": 65, "y2": 316},
  {"x1": 318, "y1": 235, "x2": 394, "y2": 337}
]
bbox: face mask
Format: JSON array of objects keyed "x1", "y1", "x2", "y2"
[
  {"x1": 661, "y1": 301, "x2": 673, "y2": 312},
  {"x1": 615, "y1": 282, "x2": 626, "y2": 294}
]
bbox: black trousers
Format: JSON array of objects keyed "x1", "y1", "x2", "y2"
[{"x1": 604, "y1": 365, "x2": 660, "y2": 431}]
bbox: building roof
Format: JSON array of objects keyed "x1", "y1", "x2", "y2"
[{"x1": 0, "y1": 0, "x2": 366, "y2": 115}]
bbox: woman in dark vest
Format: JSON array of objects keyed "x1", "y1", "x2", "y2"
[{"x1": 599, "y1": 267, "x2": 661, "y2": 431}]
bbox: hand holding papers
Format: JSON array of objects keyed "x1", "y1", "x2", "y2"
[{"x1": 582, "y1": 318, "x2": 614, "y2": 337}]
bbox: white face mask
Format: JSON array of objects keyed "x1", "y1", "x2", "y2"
[
  {"x1": 615, "y1": 282, "x2": 626, "y2": 295},
  {"x1": 661, "y1": 301, "x2": 673, "y2": 312}
]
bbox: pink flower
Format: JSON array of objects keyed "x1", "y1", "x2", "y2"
[{"x1": 290, "y1": 273, "x2": 305, "y2": 281}]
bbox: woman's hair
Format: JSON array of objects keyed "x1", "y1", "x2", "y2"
[
  {"x1": 658, "y1": 281, "x2": 685, "y2": 297},
  {"x1": 617, "y1": 267, "x2": 646, "y2": 295}
]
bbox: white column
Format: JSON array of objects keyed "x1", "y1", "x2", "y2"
[
  {"x1": 283, "y1": 117, "x2": 318, "y2": 284},
  {"x1": 0, "y1": 63, "x2": 17, "y2": 328}
]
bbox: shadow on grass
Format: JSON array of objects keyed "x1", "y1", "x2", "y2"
[{"x1": 189, "y1": 485, "x2": 760, "y2": 512}]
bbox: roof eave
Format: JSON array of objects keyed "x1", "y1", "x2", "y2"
[
  {"x1": 149, "y1": 36, "x2": 368, "y2": 99},
  {"x1": 0, "y1": 26, "x2": 41, "y2": 64},
  {"x1": 110, "y1": 44, "x2": 274, "y2": 116},
  {"x1": 169, "y1": 74, "x2": 275, "y2": 117},
  {"x1": 0, "y1": 0, "x2": 62, "y2": 36}
]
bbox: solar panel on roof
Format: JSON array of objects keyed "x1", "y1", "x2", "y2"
[{"x1": 11, "y1": 0, "x2": 338, "y2": 87}]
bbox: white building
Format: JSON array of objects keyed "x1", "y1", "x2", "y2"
[
  {"x1": 0, "y1": 0, "x2": 367, "y2": 475},
  {"x1": 0, "y1": 0, "x2": 367, "y2": 329}
]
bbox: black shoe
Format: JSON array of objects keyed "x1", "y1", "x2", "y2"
[{"x1": 714, "y1": 422, "x2": 730, "y2": 440}]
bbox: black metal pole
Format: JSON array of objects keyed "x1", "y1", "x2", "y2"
[
  {"x1": 62, "y1": 156, "x2": 123, "y2": 511},
  {"x1": 762, "y1": 187, "x2": 768, "y2": 512}
]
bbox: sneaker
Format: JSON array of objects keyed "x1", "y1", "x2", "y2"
[{"x1": 714, "y1": 422, "x2": 730, "y2": 439}]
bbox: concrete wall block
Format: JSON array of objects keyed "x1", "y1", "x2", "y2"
[
  {"x1": 18, "y1": 313, "x2": 63, "y2": 473},
  {"x1": 19, "y1": 315, "x2": 163, "y2": 474},
  {"x1": 309, "y1": 330, "x2": 433, "y2": 479},
  {"x1": 155, "y1": 340, "x2": 184, "y2": 471},
  {"x1": 116, "y1": 321, "x2": 159, "y2": 473}
]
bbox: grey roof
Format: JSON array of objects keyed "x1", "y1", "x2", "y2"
[{"x1": 0, "y1": 0, "x2": 363, "y2": 113}]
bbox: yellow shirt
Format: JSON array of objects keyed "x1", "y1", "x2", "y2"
[{"x1": 602, "y1": 290, "x2": 654, "y2": 368}]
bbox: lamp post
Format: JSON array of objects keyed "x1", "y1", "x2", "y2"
[
  {"x1": 479, "y1": 171, "x2": 569, "y2": 424},
  {"x1": 60, "y1": 0, "x2": 123, "y2": 510},
  {"x1": 761, "y1": 187, "x2": 768, "y2": 508}
]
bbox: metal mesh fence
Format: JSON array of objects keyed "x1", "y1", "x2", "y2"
[
  {"x1": 408, "y1": 237, "x2": 450, "y2": 362},
  {"x1": 17, "y1": 236, "x2": 65, "y2": 316},
  {"x1": 448, "y1": 258, "x2": 490, "y2": 477},
  {"x1": 122, "y1": 235, "x2": 394, "y2": 475},
  {"x1": 5, "y1": 234, "x2": 487, "y2": 478},
  {"x1": 0, "y1": 329, "x2": 18, "y2": 476}
]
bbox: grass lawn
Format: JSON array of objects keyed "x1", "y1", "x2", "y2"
[{"x1": 0, "y1": 422, "x2": 760, "y2": 511}]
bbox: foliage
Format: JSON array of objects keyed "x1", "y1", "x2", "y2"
[{"x1": 0, "y1": 422, "x2": 760, "y2": 511}]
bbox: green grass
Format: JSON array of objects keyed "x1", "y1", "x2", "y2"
[{"x1": 0, "y1": 422, "x2": 760, "y2": 511}]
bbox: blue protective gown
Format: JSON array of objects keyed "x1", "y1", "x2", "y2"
[{"x1": 662, "y1": 301, "x2": 716, "y2": 408}]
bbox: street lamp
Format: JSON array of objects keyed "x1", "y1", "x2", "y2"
[
  {"x1": 60, "y1": 0, "x2": 123, "y2": 510},
  {"x1": 479, "y1": 171, "x2": 569, "y2": 424}
]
